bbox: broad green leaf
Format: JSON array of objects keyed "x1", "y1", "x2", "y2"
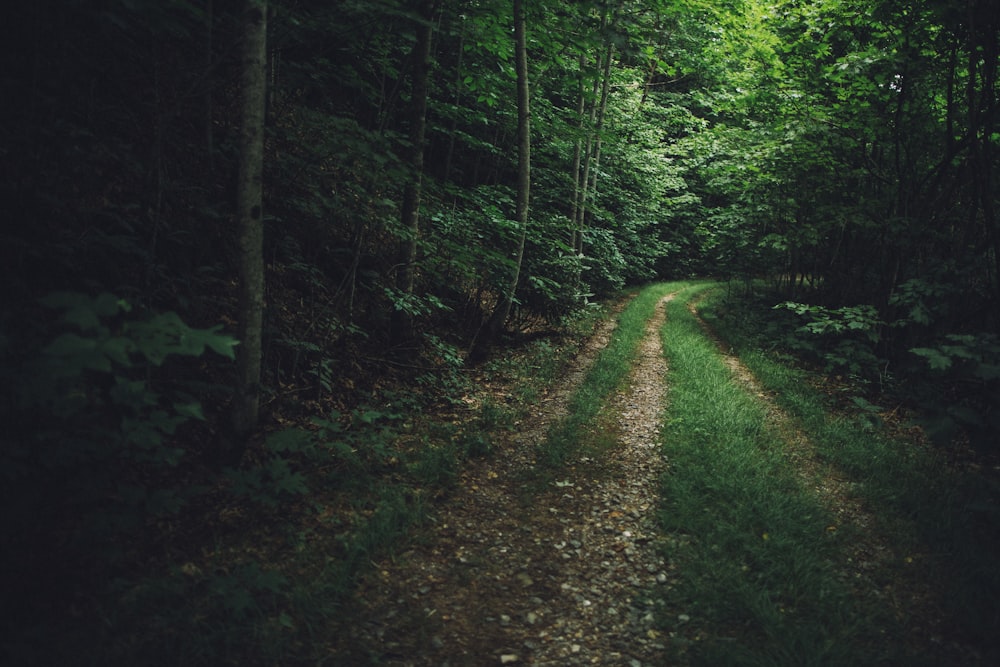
[{"x1": 910, "y1": 347, "x2": 951, "y2": 371}]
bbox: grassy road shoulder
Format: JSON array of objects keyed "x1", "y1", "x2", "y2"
[
  {"x1": 657, "y1": 284, "x2": 921, "y2": 666},
  {"x1": 694, "y1": 287, "x2": 999, "y2": 665}
]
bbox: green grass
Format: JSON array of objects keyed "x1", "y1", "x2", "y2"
[
  {"x1": 538, "y1": 282, "x2": 694, "y2": 468},
  {"x1": 656, "y1": 284, "x2": 907, "y2": 666},
  {"x1": 698, "y1": 287, "x2": 1000, "y2": 660}
]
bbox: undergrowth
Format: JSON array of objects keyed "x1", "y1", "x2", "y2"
[{"x1": 2, "y1": 299, "x2": 613, "y2": 666}]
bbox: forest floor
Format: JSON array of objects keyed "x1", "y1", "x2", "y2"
[
  {"x1": 334, "y1": 291, "x2": 673, "y2": 665},
  {"x1": 326, "y1": 285, "x2": 991, "y2": 666}
]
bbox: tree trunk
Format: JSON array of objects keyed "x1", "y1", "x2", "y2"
[
  {"x1": 231, "y1": 0, "x2": 267, "y2": 450},
  {"x1": 585, "y1": 41, "x2": 614, "y2": 231},
  {"x1": 391, "y1": 0, "x2": 437, "y2": 351},
  {"x1": 204, "y1": 0, "x2": 214, "y2": 172},
  {"x1": 570, "y1": 54, "x2": 586, "y2": 253},
  {"x1": 467, "y1": 0, "x2": 530, "y2": 364},
  {"x1": 444, "y1": 28, "x2": 464, "y2": 184},
  {"x1": 576, "y1": 54, "x2": 600, "y2": 240}
]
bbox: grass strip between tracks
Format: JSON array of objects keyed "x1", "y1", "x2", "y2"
[{"x1": 537, "y1": 281, "x2": 690, "y2": 469}]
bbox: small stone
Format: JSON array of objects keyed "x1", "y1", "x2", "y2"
[
  {"x1": 431, "y1": 636, "x2": 445, "y2": 649},
  {"x1": 500, "y1": 614, "x2": 511, "y2": 626},
  {"x1": 570, "y1": 644, "x2": 581, "y2": 653},
  {"x1": 500, "y1": 654, "x2": 519, "y2": 664},
  {"x1": 525, "y1": 612, "x2": 538, "y2": 625},
  {"x1": 656, "y1": 572, "x2": 668, "y2": 583}
]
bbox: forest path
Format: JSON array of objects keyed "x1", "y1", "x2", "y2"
[
  {"x1": 331, "y1": 284, "x2": 970, "y2": 666},
  {"x1": 336, "y1": 291, "x2": 675, "y2": 665}
]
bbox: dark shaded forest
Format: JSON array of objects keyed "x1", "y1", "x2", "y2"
[{"x1": 1, "y1": 0, "x2": 998, "y2": 663}]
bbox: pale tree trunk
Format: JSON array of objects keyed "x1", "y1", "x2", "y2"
[
  {"x1": 231, "y1": 0, "x2": 267, "y2": 448},
  {"x1": 576, "y1": 52, "x2": 600, "y2": 247},
  {"x1": 584, "y1": 41, "x2": 614, "y2": 230},
  {"x1": 569, "y1": 54, "x2": 585, "y2": 254},
  {"x1": 569, "y1": 55, "x2": 586, "y2": 301},
  {"x1": 467, "y1": 0, "x2": 529, "y2": 364},
  {"x1": 391, "y1": 0, "x2": 437, "y2": 351}
]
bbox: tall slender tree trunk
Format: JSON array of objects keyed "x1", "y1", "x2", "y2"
[
  {"x1": 585, "y1": 41, "x2": 614, "y2": 230},
  {"x1": 231, "y1": 0, "x2": 267, "y2": 450},
  {"x1": 569, "y1": 56, "x2": 587, "y2": 299},
  {"x1": 444, "y1": 27, "x2": 464, "y2": 184},
  {"x1": 204, "y1": 0, "x2": 215, "y2": 172},
  {"x1": 576, "y1": 54, "x2": 600, "y2": 241},
  {"x1": 467, "y1": 0, "x2": 529, "y2": 364},
  {"x1": 391, "y1": 0, "x2": 437, "y2": 351},
  {"x1": 569, "y1": 55, "x2": 585, "y2": 253}
]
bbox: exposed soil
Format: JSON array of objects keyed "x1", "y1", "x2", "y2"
[{"x1": 331, "y1": 294, "x2": 675, "y2": 665}]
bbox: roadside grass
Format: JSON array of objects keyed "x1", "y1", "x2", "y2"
[
  {"x1": 657, "y1": 284, "x2": 907, "y2": 666},
  {"x1": 95, "y1": 305, "x2": 619, "y2": 666},
  {"x1": 538, "y1": 282, "x2": 690, "y2": 470},
  {"x1": 697, "y1": 287, "x2": 1000, "y2": 660}
]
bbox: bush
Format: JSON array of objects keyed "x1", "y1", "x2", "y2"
[{"x1": 0, "y1": 291, "x2": 236, "y2": 663}]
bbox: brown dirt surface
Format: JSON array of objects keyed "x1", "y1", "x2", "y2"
[{"x1": 329, "y1": 294, "x2": 677, "y2": 666}]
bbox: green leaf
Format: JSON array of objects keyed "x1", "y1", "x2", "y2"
[
  {"x1": 850, "y1": 396, "x2": 882, "y2": 413},
  {"x1": 358, "y1": 409, "x2": 386, "y2": 424},
  {"x1": 910, "y1": 347, "x2": 952, "y2": 371},
  {"x1": 101, "y1": 336, "x2": 136, "y2": 366},
  {"x1": 43, "y1": 332, "x2": 98, "y2": 358},
  {"x1": 266, "y1": 427, "x2": 314, "y2": 453},
  {"x1": 174, "y1": 401, "x2": 206, "y2": 421},
  {"x1": 202, "y1": 326, "x2": 239, "y2": 359}
]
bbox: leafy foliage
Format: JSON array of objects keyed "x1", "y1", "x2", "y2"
[
  {"x1": 908, "y1": 333, "x2": 1000, "y2": 446},
  {"x1": 3, "y1": 0, "x2": 1000, "y2": 661},
  {"x1": 1, "y1": 291, "x2": 237, "y2": 663}
]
